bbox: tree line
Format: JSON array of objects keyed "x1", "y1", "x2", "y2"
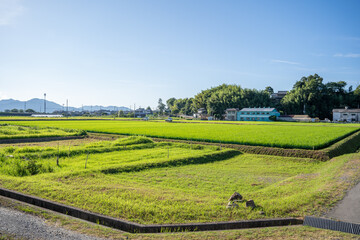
[{"x1": 163, "y1": 74, "x2": 360, "y2": 120}]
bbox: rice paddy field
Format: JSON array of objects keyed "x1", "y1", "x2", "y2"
[
  {"x1": 0, "y1": 124, "x2": 84, "y2": 139},
  {"x1": 6, "y1": 120, "x2": 360, "y2": 149},
  {"x1": 1, "y1": 135, "x2": 360, "y2": 225}
]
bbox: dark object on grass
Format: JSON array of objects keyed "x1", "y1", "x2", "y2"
[
  {"x1": 228, "y1": 192, "x2": 243, "y2": 202},
  {"x1": 246, "y1": 199, "x2": 256, "y2": 209},
  {"x1": 226, "y1": 202, "x2": 239, "y2": 209}
]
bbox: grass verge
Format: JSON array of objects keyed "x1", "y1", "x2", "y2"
[{"x1": 0, "y1": 196, "x2": 358, "y2": 240}]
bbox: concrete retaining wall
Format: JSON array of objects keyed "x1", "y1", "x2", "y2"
[{"x1": 0, "y1": 187, "x2": 303, "y2": 233}]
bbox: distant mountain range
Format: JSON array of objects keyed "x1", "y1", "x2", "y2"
[{"x1": 0, "y1": 98, "x2": 130, "y2": 113}]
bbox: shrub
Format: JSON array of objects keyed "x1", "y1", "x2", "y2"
[{"x1": 26, "y1": 159, "x2": 42, "y2": 175}]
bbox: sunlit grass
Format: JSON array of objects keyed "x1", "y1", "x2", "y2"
[
  {"x1": 6, "y1": 120, "x2": 360, "y2": 149},
  {"x1": 0, "y1": 124, "x2": 83, "y2": 139},
  {"x1": 1, "y1": 136, "x2": 359, "y2": 224}
]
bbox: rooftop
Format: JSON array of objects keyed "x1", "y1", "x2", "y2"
[
  {"x1": 333, "y1": 108, "x2": 360, "y2": 113},
  {"x1": 240, "y1": 108, "x2": 277, "y2": 112}
]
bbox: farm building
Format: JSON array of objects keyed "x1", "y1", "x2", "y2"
[
  {"x1": 270, "y1": 91, "x2": 288, "y2": 100},
  {"x1": 194, "y1": 108, "x2": 210, "y2": 120},
  {"x1": 237, "y1": 108, "x2": 280, "y2": 121},
  {"x1": 225, "y1": 108, "x2": 239, "y2": 121},
  {"x1": 277, "y1": 115, "x2": 312, "y2": 122},
  {"x1": 333, "y1": 107, "x2": 360, "y2": 122},
  {"x1": 225, "y1": 108, "x2": 280, "y2": 121},
  {"x1": 31, "y1": 114, "x2": 63, "y2": 118}
]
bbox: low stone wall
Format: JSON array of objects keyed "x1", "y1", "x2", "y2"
[{"x1": 0, "y1": 187, "x2": 303, "y2": 233}]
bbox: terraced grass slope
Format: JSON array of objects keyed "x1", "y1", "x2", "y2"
[
  {"x1": 7, "y1": 120, "x2": 360, "y2": 149},
  {"x1": 1, "y1": 136, "x2": 359, "y2": 224}
]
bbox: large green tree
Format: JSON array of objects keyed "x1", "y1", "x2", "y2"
[
  {"x1": 192, "y1": 84, "x2": 271, "y2": 119},
  {"x1": 165, "y1": 75, "x2": 357, "y2": 120},
  {"x1": 281, "y1": 74, "x2": 354, "y2": 119},
  {"x1": 157, "y1": 98, "x2": 166, "y2": 115}
]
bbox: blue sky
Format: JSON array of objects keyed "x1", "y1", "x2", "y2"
[{"x1": 1, "y1": 0, "x2": 360, "y2": 109}]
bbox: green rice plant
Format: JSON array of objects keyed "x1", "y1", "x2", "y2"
[
  {"x1": 7, "y1": 120, "x2": 359, "y2": 149},
  {"x1": 0, "y1": 124, "x2": 85, "y2": 139}
]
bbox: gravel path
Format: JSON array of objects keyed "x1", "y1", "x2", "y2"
[
  {"x1": 326, "y1": 181, "x2": 360, "y2": 224},
  {"x1": 0, "y1": 205, "x2": 104, "y2": 240}
]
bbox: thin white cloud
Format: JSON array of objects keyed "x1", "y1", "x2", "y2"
[
  {"x1": 334, "y1": 53, "x2": 360, "y2": 58},
  {"x1": 271, "y1": 59, "x2": 300, "y2": 65},
  {"x1": 0, "y1": 0, "x2": 24, "y2": 26}
]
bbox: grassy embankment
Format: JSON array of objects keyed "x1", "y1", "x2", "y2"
[
  {"x1": 0, "y1": 135, "x2": 360, "y2": 224},
  {"x1": 6, "y1": 120, "x2": 360, "y2": 149},
  {"x1": 1, "y1": 196, "x2": 358, "y2": 240},
  {"x1": 0, "y1": 124, "x2": 84, "y2": 140}
]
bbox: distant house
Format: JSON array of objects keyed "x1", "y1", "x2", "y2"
[
  {"x1": 277, "y1": 115, "x2": 312, "y2": 122},
  {"x1": 225, "y1": 108, "x2": 239, "y2": 121},
  {"x1": 225, "y1": 107, "x2": 280, "y2": 121},
  {"x1": 145, "y1": 108, "x2": 153, "y2": 115},
  {"x1": 333, "y1": 107, "x2": 360, "y2": 122},
  {"x1": 270, "y1": 91, "x2": 288, "y2": 100},
  {"x1": 135, "y1": 108, "x2": 146, "y2": 118},
  {"x1": 179, "y1": 114, "x2": 193, "y2": 119},
  {"x1": 193, "y1": 108, "x2": 208, "y2": 120}
]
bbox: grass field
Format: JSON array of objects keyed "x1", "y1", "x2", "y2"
[
  {"x1": 0, "y1": 136, "x2": 226, "y2": 177},
  {"x1": 0, "y1": 124, "x2": 84, "y2": 139},
  {"x1": 1, "y1": 194, "x2": 358, "y2": 240},
  {"x1": 1, "y1": 136, "x2": 360, "y2": 224},
  {"x1": 6, "y1": 120, "x2": 360, "y2": 149}
]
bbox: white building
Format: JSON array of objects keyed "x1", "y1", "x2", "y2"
[
  {"x1": 31, "y1": 114, "x2": 63, "y2": 118},
  {"x1": 270, "y1": 91, "x2": 288, "y2": 100},
  {"x1": 333, "y1": 107, "x2": 360, "y2": 122},
  {"x1": 225, "y1": 108, "x2": 239, "y2": 121}
]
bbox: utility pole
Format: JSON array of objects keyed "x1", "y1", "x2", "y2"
[
  {"x1": 44, "y1": 93, "x2": 46, "y2": 113},
  {"x1": 303, "y1": 103, "x2": 306, "y2": 114},
  {"x1": 24, "y1": 101, "x2": 26, "y2": 111},
  {"x1": 134, "y1": 103, "x2": 136, "y2": 118},
  {"x1": 66, "y1": 99, "x2": 68, "y2": 114}
]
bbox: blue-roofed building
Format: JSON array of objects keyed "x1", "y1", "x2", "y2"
[{"x1": 237, "y1": 108, "x2": 280, "y2": 121}]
